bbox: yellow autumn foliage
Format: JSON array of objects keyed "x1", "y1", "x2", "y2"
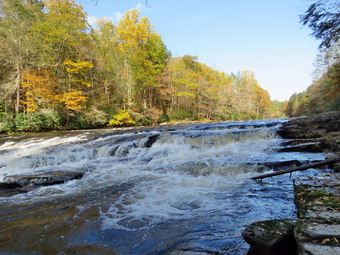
[
  {"x1": 61, "y1": 90, "x2": 87, "y2": 111},
  {"x1": 64, "y1": 59, "x2": 93, "y2": 74},
  {"x1": 108, "y1": 110, "x2": 136, "y2": 127},
  {"x1": 21, "y1": 69, "x2": 60, "y2": 113}
]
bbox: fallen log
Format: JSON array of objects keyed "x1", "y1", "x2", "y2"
[{"x1": 251, "y1": 157, "x2": 340, "y2": 180}]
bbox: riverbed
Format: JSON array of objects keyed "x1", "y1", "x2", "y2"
[{"x1": 0, "y1": 120, "x2": 330, "y2": 254}]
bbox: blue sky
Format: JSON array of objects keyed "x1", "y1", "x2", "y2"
[{"x1": 77, "y1": 0, "x2": 320, "y2": 101}]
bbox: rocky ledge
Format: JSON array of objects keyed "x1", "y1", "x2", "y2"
[{"x1": 278, "y1": 111, "x2": 340, "y2": 152}]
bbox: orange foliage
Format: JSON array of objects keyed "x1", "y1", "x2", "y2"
[
  {"x1": 21, "y1": 69, "x2": 60, "y2": 112},
  {"x1": 60, "y1": 90, "x2": 87, "y2": 111}
]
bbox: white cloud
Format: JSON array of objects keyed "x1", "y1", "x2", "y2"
[
  {"x1": 88, "y1": 3, "x2": 145, "y2": 27},
  {"x1": 112, "y1": 3, "x2": 145, "y2": 23},
  {"x1": 87, "y1": 16, "x2": 114, "y2": 28},
  {"x1": 114, "y1": 12, "x2": 124, "y2": 22},
  {"x1": 87, "y1": 16, "x2": 100, "y2": 27},
  {"x1": 136, "y1": 3, "x2": 144, "y2": 10}
]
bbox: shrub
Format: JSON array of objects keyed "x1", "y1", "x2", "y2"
[
  {"x1": 108, "y1": 110, "x2": 136, "y2": 127},
  {"x1": 158, "y1": 112, "x2": 170, "y2": 123},
  {"x1": 14, "y1": 111, "x2": 65, "y2": 132},
  {"x1": 40, "y1": 110, "x2": 63, "y2": 130},
  {"x1": 168, "y1": 109, "x2": 193, "y2": 121},
  {"x1": 14, "y1": 113, "x2": 46, "y2": 132},
  {"x1": 65, "y1": 112, "x2": 88, "y2": 130},
  {"x1": 130, "y1": 111, "x2": 153, "y2": 126},
  {"x1": 83, "y1": 108, "x2": 109, "y2": 128},
  {"x1": 0, "y1": 114, "x2": 14, "y2": 133}
]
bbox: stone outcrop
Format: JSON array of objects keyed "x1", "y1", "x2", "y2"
[{"x1": 278, "y1": 111, "x2": 340, "y2": 152}]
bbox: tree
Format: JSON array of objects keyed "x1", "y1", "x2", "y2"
[
  {"x1": 21, "y1": 69, "x2": 60, "y2": 112},
  {"x1": 91, "y1": 18, "x2": 124, "y2": 107},
  {"x1": 0, "y1": 0, "x2": 43, "y2": 114},
  {"x1": 313, "y1": 41, "x2": 339, "y2": 80},
  {"x1": 115, "y1": 9, "x2": 169, "y2": 110},
  {"x1": 301, "y1": 0, "x2": 340, "y2": 48},
  {"x1": 33, "y1": 0, "x2": 90, "y2": 66}
]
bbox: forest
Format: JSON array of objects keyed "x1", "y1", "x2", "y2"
[
  {"x1": 0, "y1": 0, "x2": 287, "y2": 133},
  {"x1": 285, "y1": 43, "x2": 339, "y2": 117},
  {"x1": 0, "y1": 0, "x2": 337, "y2": 133}
]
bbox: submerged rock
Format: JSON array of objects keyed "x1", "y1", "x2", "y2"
[{"x1": 242, "y1": 219, "x2": 298, "y2": 255}]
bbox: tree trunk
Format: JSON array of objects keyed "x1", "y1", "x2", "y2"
[
  {"x1": 15, "y1": 64, "x2": 21, "y2": 115},
  {"x1": 251, "y1": 157, "x2": 340, "y2": 180}
]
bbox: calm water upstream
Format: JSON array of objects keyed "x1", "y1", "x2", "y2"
[{"x1": 0, "y1": 120, "x2": 330, "y2": 254}]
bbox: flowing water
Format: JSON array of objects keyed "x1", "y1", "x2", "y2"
[{"x1": 0, "y1": 120, "x2": 330, "y2": 254}]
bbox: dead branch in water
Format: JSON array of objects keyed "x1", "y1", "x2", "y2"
[{"x1": 251, "y1": 157, "x2": 340, "y2": 180}]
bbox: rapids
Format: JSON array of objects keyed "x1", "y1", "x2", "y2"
[{"x1": 0, "y1": 120, "x2": 330, "y2": 254}]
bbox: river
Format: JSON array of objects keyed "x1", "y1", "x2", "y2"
[{"x1": 0, "y1": 119, "x2": 330, "y2": 254}]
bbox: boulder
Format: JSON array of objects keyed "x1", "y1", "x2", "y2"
[
  {"x1": 144, "y1": 134, "x2": 159, "y2": 148},
  {"x1": 242, "y1": 219, "x2": 298, "y2": 255}
]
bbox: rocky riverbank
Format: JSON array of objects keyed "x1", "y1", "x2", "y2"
[
  {"x1": 243, "y1": 111, "x2": 340, "y2": 255},
  {"x1": 278, "y1": 111, "x2": 340, "y2": 153},
  {"x1": 294, "y1": 172, "x2": 340, "y2": 254}
]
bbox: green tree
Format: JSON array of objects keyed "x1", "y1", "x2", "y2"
[
  {"x1": 115, "y1": 9, "x2": 169, "y2": 110},
  {"x1": 0, "y1": 0, "x2": 43, "y2": 114},
  {"x1": 301, "y1": 0, "x2": 339, "y2": 48},
  {"x1": 91, "y1": 18, "x2": 124, "y2": 107}
]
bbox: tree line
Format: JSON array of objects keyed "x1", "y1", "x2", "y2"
[
  {"x1": 285, "y1": 0, "x2": 339, "y2": 117},
  {"x1": 0, "y1": 0, "x2": 284, "y2": 133}
]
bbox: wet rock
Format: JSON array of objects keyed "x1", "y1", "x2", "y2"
[
  {"x1": 278, "y1": 142, "x2": 326, "y2": 153},
  {"x1": 334, "y1": 163, "x2": 340, "y2": 172},
  {"x1": 0, "y1": 187, "x2": 28, "y2": 197},
  {"x1": 242, "y1": 219, "x2": 298, "y2": 255},
  {"x1": 280, "y1": 139, "x2": 319, "y2": 147},
  {"x1": 0, "y1": 171, "x2": 83, "y2": 197},
  {"x1": 144, "y1": 134, "x2": 159, "y2": 148},
  {"x1": 0, "y1": 182, "x2": 21, "y2": 189},
  {"x1": 108, "y1": 146, "x2": 119, "y2": 156},
  {"x1": 3, "y1": 171, "x2": 83, "y2": 186}
]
